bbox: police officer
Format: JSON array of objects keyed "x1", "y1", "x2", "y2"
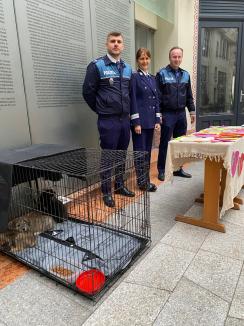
[
  {"x1": 156, "y1": 47, "x2": 196, "y2": 181},
  {"x1": 83, "y1": 32, "x2": 135, "y2": 207},
  {"x1": 130, "y1": 48, "x2": 161, "y2": 192}
]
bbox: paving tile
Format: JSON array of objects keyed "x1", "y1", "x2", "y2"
[
  {"x1": 126, "y1": 243, "x2": 194, "y2": 291},
  {"x1": 151, "y1": 219, "x2": 176, "y2": 245},
  {"x1": 222, "y1": 210, "x2": 244, "y2": 227},
  {"x1": 160, "y1": 220, "x2": 210, "y2": 253},
  {"x1": 225, "y1": 317, "x2": 244, "y2": 326},
  {"x1": 202, "y1": 222, "x2": 244, "y2": 261},
  {"x1": 229, "y1": 265, "x2": 244, "y2": 320},
  {"x1": 154, "y1": 277, "x2": 229, "y2": 326},
  {"x1": 183, "y1": 203, "x2": 203, "y2": 217},
  {"x1": 82, "y1": 282, "x2": 169, "y2": 326},
  {"x1": 0, "y1": 320, "x2": 7, "y2": 326},
  {"x1": 0, "y1": 274, "x2": 92, "y2": 326},
  {"x1": 28, "y1": 270, "x2": 95, "y2": 309},
  {"x1": 185, "y1": 250, "x2": 242, "y2": 302}
]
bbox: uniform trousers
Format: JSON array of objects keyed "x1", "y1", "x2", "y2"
[
  {"x1": 98, "y1": 115, "x2": 130, "y2": 194},
  {"x1": 132, "y1": 128, "x2": 154, "y2": 186},
  {"x1": 157, "y1": 110, "x2": 187, "y2": 173}
]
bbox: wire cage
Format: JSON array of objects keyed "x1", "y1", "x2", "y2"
[{"x1": 0, "y1": 147, "x2": 150, "y2": 299}]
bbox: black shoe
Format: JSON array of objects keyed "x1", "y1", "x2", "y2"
[
  {"x1": 114, "y1": 186, "x2": 135, "y2": 197},
  {"x1": 139, "y1": 183, "x2": 157, "y2": 192},
  {"x1": 173, "y1": 168, "x2": 192, "y2": 178},
  {"x1": 148, "y1": 183, "x2": 157, "y2": 192},
  {"x1": 158, "y1": 172, "x2": 165, "y2": 181},
  {"x1": 103, "y1": 194, "x2": 115, "y2": 207}
]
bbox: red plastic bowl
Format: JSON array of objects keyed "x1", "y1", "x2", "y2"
[{"x1": 76, "y1": 269, "x2": 105, "y2": 295}]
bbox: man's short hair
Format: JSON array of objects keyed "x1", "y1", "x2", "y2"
[
  {"x1": 107, "y1": 32, "x2": 124, "y2": 41},
  {"x1": 169, "y1": 46, "x2": 183, "y2": 57}
]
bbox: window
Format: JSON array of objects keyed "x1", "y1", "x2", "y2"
[
  {"x1": 216, "y1": 41, "x2": 219, "y2": 58},
  {"x1": 202, "y1": 29, "x2": 210, "y2": 57},
  {"x1": 199, "y1": 27, "x2": 238, "y2": 115}
]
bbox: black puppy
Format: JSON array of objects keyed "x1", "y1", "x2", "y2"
[{"x1": 37, "y1": 189, "x2": 68, "y2": 223}]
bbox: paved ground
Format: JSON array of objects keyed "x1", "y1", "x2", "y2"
[{"x1": 0, "y1": 162, "x2": 244, "y2": 326}]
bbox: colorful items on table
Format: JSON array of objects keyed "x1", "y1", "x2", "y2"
[
  {"x1": 176, "y1": 126, "x2": 244, "y2": 143},
  {"x1": 231, "y1": 151, "x2": 240, "y2": 177}
]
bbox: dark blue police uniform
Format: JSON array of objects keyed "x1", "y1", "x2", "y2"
[
  {"x1": 83, "y1": 55, "x2": 132, "y2": 195},
  {"x1": 130, "y1": 70, "x2": 161, "y2": 187},
  {"x1": 156, "y1": 65, "x2": 195, "y2": 174}
]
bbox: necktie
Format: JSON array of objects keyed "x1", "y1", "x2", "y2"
[
  {"x1": 116, "y1": 61, "x2": 122, "y2": 75},
  {"x1": 175, "y1": 70, "x2": 180, "y2": 82}
]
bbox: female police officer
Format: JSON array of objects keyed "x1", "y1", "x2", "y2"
[{"x1": 130, "y1": 48, "x2": 161, "y2": 192}]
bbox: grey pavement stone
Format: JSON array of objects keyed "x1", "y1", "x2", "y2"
[
  {"x1": 82, "y1": 282, "x2": 169, "y2": 326},
  {"x1": 201, "y1": 222, "x2": 244, "y2": 261},
  {"x1": 161, "y1": 220, "x2": 210, "y2": 253},
  {"x1": 126, "y1": 243, "x2": 194, "y2": 291},
  {"x1": 151, "y1": 219, "x2": 176, "y2": 245},
  {"x1": 229, "y1": 265, "x2": 244, "y2": 320},
  {"x1": 225, "y1": 317, "x2": 244, "y2": 326},
  {"x1": 153, "y1": 277, "x2": 229, "y2": 326},
  {"x1": 222, "y1": 210, "x2": 244, "y2": 227},
  {"x1": 0, "y1": 274, "x2": 92, "y2": 326},
  {"x1": 28, "y1": 270, "x2": 95, "y2": 309},
  {"x1": 185, "y1": 250, "x2": 242, "y2": 302},
  {"x1": 183, "y1": 202, "x2": 203, "y2": 218},
  {"x1": 0, "y1": 320, "x2": 7, "y2": 326}
]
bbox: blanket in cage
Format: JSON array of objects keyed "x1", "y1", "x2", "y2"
[{"x1": 16, "y1": 219, "x2": 142, "y2": 283}]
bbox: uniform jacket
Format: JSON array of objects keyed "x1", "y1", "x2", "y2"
[
  {"x1": 156, "y1": 65, "x2": 195, "y2": 113},
  {"x1": 130, "y1": 70, "x2": 161, "y2": 129},
  {"x1": 82, "y1": 55, "x2": 132, "y2": 116}
]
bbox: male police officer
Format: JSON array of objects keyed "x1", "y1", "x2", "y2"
[
  {"x1": 83, "y1": 32, "x2": 135, "y2": 207},
  {"x1": 156, "y1": 47, "x2": 196, "y2": 181}
]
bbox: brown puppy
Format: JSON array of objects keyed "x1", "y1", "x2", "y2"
[
  {"x1": 8, "y1": 211, "x2": 56, "y2": 234},
  {"x1": 0, "y1": 230, "x2": 36, "y2": 253}
]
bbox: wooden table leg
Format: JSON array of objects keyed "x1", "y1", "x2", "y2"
[
  {"x1": 195, "y1": 166, "x2": 242, "y2": 209},
  {"x1": 176, "y1": 159, "x2": 225, "y2": 232},
  {"x1": 234, "y1": 197, "x2": 243, "y2": 205}
]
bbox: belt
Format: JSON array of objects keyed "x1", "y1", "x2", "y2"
[{"x1": 98, "y1": 113, "x2": 129, "y2": 119}]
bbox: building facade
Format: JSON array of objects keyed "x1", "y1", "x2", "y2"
[{"x1": 0, "y1": 0, "x2": 198, "y2": 150}]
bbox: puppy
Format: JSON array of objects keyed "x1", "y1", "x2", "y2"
[
  {"x1": 37, "y1": 189, "x2": 68, "y2": 223},
  {"x1": 8, "y1": 212, "x2": 55, "y2": 234},
  {"x1": 0, "y1": 230, "x2": 36, "y2": 253}
]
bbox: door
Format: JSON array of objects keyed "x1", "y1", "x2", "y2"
[
  {"x1": 197, "y1": 21, "x2": 244, "y2": 129},
  {"x1": 237, "y1": 27, "x2": 244, "y2": 125}
]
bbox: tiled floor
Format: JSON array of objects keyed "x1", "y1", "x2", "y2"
[
  {"x1": 84, "y1": 200, "x2": 244, "y2": 326},
  {"x1": 1, "y1": 160, "x2": 243, "y2": 326}
]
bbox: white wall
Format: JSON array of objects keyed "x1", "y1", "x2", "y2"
[
  {"x1": 178, "y1": 0, "x2": 196, "y2": 77},
  {"x1": 154, "y1": 14, "x2": 178, "y2": 71},
  {"x1": 135, "y1": 3, "x2": 157, "y2": 30},
  {"x1": 154, "y1": 0, "x2": 195, "y2": 76}
]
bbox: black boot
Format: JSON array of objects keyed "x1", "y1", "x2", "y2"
[
  {"x1": 103, "y1": 194, "x2": 115, "y2": 207},
  {"x1": 114, "y1": 186, "x2": 135, "y2": 197},
  {"x1": 173, "y1": 168, "x2": 192, "y2": 178},
  {"x1": 158, "y1": 172, "x2": 165, "y2": 181}
]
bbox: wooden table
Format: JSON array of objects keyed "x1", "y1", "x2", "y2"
[
  {"x1": 165, "y1": 129, "x2": 244, "y2": 233},
  {"x1": 176, "y1": 158, "x2": 242, "y2": 233}
]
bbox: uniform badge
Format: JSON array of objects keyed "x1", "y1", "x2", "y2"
[{"x1": 109, "y1": 78, "x2": 114, "y2": 86}]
